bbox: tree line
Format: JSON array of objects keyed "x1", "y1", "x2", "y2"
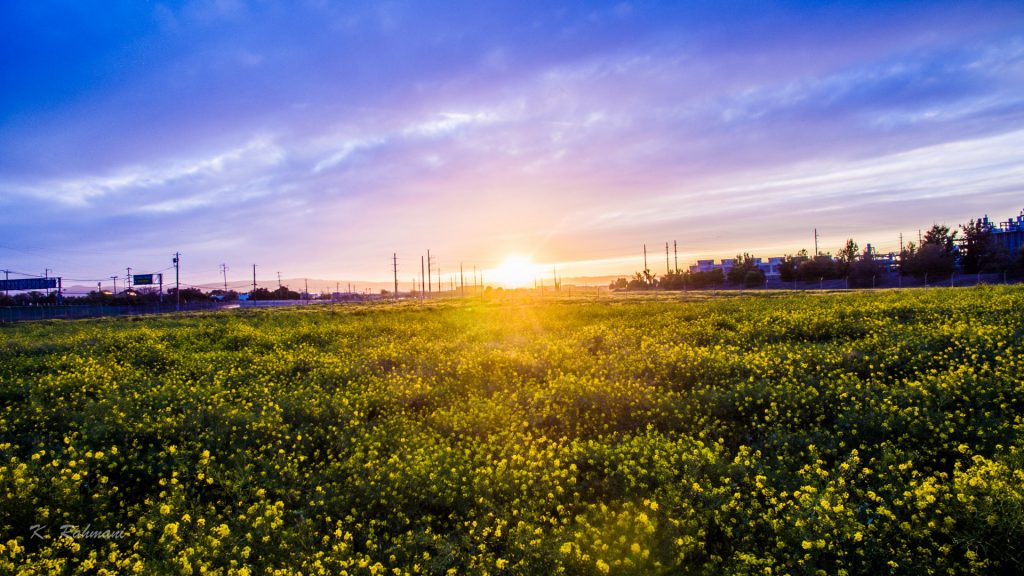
[{"x1": 612, "y1": 219, "x2": 1024, "y2": 290}]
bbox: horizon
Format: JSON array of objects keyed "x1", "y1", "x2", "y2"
[{"x1": 3, "y1": 1, "x2": 1024, "y2": 286}]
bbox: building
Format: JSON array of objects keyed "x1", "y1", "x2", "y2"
[{"x1": 989, "y1": 211, "x2": 1024, "y2": 255}]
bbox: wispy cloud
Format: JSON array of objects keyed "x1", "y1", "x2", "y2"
[
  {"x1": 4, "y1": 138, "x2": 284, "y2": 208},
  {"x1": 1, "y1": 1, "x2": 1023, "y2": 281}
]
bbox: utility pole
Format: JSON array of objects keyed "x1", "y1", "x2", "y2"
[
  {"x1": 277, "y1": 272, "x2": 282, "y2": 289},
  {"x1": 125, "y1": 267, "x2": 131, "y2": 290},
  {"x1": 427, "y1": 250, "x2": 432, "y2": 294},
  {"x1": 643, "y1": 244, "x2": 648, "y2": 272},
  {"x1": 304, "y1": 278, "x2": 309, "y2": 300},
  {"x1": 220, "y1": 263, "x2": 229, "y2": 291},
  {"x1": 460, "y1": 262, "x2": 465, "y2": 297},
  {"x1": 111, "y1": 276, "x2": 118, "y2": 295},
  {"x1": 252, "y1": 264, "x2": 257, "y2": 294},
  {"x1": 814, "y1": 228, "x2": 819, "y2": 256},
  {"x1": 173, "y1": 252, "x2": 180, "y2": 311},
  {"x1": 674, "y1": 240, "x2": 678, "y2": 273},
  {"x1": 665, "y1": 242, "x2": 670, "y2": 276},
  {"x1": 392, "y1": 253, "x2": 399, "y2": 299}
]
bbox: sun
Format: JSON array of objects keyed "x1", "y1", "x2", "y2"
[{"x1": 492, "y1": 255, "x2": 537, "y2": 288}]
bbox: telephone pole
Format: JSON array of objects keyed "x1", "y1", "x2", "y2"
[
  {"x1": 111, "y1": 276, "x2": 118, "y2": 295},
  {"x1": 220, "y1": 263, "x2": 229, "y2": 291},
  {"x1": 392, "y1": 253, "x2": 398, "y2": 299},
  {"x1": 252, "y1": 264, "x2": 257, "y2": 294},
  {"x1": 126, "y1": 267, "x2": 132, "y2": 290},
  {"x1": 814, "y1": 228, "x2": 819, "y2": 256},
  {"x1": 665, "y1": 242, "x2": 670, "y2": 276},
  {"x1": 173, "y1": 252, "x2": 180, "y2": 311},
  {"x1": 277, "y1": 271, "x2": 282, "y2": 289},
  {"x1": 674, "y1": 240, "x2": 678, "y2": 273},
  {"x1": 643, "y1": 244, "x2": 648, "y2": 272},
  {"x1": 427, "y1": 250, "x2": 432, "y2": 294}
]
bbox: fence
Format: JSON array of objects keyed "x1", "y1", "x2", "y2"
[{"x1": 0, "y1": 302, "x2": 230, "y2": 323}]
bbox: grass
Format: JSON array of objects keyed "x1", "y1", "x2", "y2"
[{"x1": 1, "y1": 286, "x2": 1023, "y2": 575}]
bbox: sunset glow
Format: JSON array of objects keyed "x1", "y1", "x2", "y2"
[
  {"x1": 491, "y1": 255, "x2": 538, "y2": 289},
  {"x1": 1, "y1": 2, "x2": 1022, "y2": 287}
]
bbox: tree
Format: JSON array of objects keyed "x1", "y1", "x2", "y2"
[
  {"x1": 836, "y1": 239, "x2": 859, "y2": 277},
  {"x1": 901, "y1": 225, "x2": 957, "y2": 279},
  {"x1": 249, "y1": 287, "x2": 274, "y2": 300},
  {"x1": 727, "y1": 253, "x2": 761, "y2": 285},
  {"x1": 848, "y1": 246, "x2": 883, "y2": 288},
  {"x1": 658, "y1": 271, "x2": 685, "y2": 290},
  {"x1": 271, "y1": 286, "x2": 301, "y2": 300},
  {"x1": 167, "y1": 287, "x2": 205, "y2": 303},
  {"x1": 609, "y1": 278, "x2": 628, "y2": 291},
  {"x1": 779, "y1": 250, "x2": 808, "y2": 282},
  {"x1": 797, "y1": 254, "x2": 838, "y2": 282},
  {"x1": 960, "y1": 219, "x2": 1009, "y2": 274},
  {"x1": 686, "y1": 269, "x2": 724, "y2": 289},
  {"x1": 923, "y1": 224, "x2": 957, "y2": 256}
]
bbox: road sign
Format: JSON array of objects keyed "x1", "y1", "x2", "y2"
[
  {"x1": 0, "y1": 278, "x2": 58, "y2": 291},
  {"x1": 133, "y1": 274, "x2": 154, "y2": 286}
]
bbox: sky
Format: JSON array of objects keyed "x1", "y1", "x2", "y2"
[{"x1": 2, "y1": 0, "x2": 1024, "y2": 288}]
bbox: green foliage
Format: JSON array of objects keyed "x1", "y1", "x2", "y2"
[
  {"x1": 959, "y1": 219, "x2": 1010, "y2": 274},
  {"x1": 1, "y1": 287, "x2": 1023, "y2": 574},
  {"x1": 902, "y1": 225, "x2": 959, "y2": 279},
  {"x1": 726, "y1": 254, "x2": 761, "y2": 286}
]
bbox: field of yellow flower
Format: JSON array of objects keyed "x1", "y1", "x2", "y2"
[{"x1": 1, "y1": 286, "x2": 1023, "y2": 575}]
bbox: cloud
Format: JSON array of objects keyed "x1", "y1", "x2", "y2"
[{"x1": 3, "y1": 138, "x2": 284, "y2": 208}]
